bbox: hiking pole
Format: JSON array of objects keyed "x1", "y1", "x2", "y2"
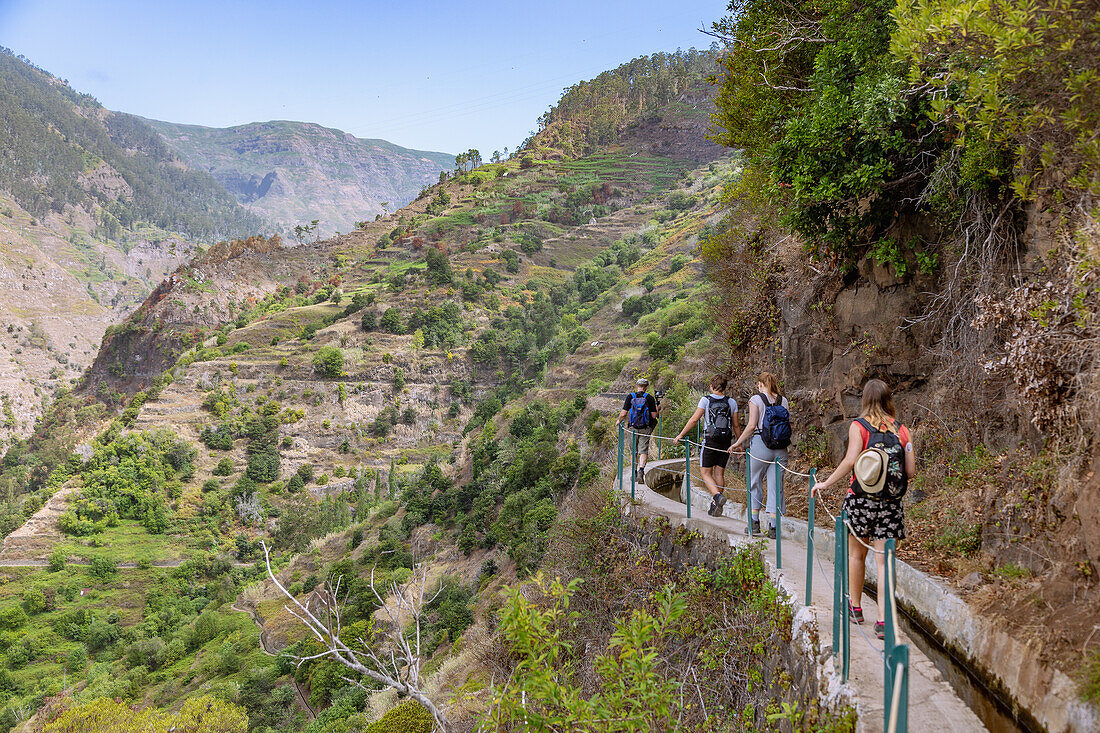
[{"x1": 806, "y1": 468, "x2": 816, "y2": 605}]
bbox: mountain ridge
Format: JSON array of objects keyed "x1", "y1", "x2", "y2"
[{"x1": 143, "y1": 117, "x2": 454, "y2": 237}]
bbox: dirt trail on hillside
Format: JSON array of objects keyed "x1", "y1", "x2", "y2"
[{"x1": 232, "y1": 596, "x2": 317, "y2": 720}]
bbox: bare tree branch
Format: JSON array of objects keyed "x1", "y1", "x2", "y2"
[{"x1": 261, "y1": 541, "x2": 452, "y2": 732}]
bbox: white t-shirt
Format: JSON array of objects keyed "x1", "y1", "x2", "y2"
[
  {"x1": 697, "y1": 394, "x2": 738, "y2": 431},
  {"x1": 750, "y1": 392, "x2": 789, "y2": 431}
]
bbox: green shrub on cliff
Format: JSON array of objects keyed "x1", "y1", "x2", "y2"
[{"x1": 312, "y1": 346, "x2": 344, "y2": 378}]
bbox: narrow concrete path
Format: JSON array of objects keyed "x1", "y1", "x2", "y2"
[{"x1": 624, "y1": 460, "x2": 986, "y2": 733}]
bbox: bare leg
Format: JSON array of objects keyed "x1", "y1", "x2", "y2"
[
  {"x1": 874, "y1": 539, "x2": 888, "y2": 622},
  {"x1": 713, "y1": 465, "x2": 725, "y2": 494},
  {"x1": 700, "y1": 466, "x2": 719, "y2": 496},
  {"x1": 848, "y1": 535, "x2": 868, "y2": 611}
]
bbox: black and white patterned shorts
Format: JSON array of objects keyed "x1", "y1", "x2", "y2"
[{"x1": 842, "y1": 493, "x2": 906, "y2": 540}]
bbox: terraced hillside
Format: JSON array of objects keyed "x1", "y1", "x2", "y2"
[{"x1": 0, "y1": 66, "x2": 749, "y2": 729}]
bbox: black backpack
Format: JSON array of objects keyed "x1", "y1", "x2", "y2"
[
  {"x1": 705, "y1": 396, "x2": 733, "y2": 441},
  {"x1": 757, "y1": 393, "x2": 792, "y2": 450},
  {"x1": 853, "y1": 418, "x2": 908, "y2": 501},
  {"x1": 628, "y1": 393, "x2": 652, "y2": 429}
]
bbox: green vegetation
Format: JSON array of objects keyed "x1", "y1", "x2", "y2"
[
  {"x1": 312, "y1": 346, "x2": 345, "y2": 378},
  {"x1": 57, "y1": 429, "x2": 194, "y2": 536},
  {"x1": 485, "y1": 495, "x2": 852, "y2": 730},
  {"x1": 44, "y1": 695, "x2": 247, "y2": 732},
  {"x1": 532, "y1": 49, "x2": 716, "y2": 154},
  {"x1": 710, "y1": 0, "x2": 1099, "y2": 270}
]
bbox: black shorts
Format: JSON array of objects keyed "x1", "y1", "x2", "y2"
[{"x1": 700, "y1": 436, "x2": 732, "y2": 468}]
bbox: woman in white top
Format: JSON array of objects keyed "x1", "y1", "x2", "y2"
[{"x1": 731, "y1": 372, "x2": 789, "y2": 538}]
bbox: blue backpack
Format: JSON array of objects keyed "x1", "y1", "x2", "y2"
[
  {"x1": 628, "y1": 393, "x2": 652, "y2": 429},
  {"x1": 758, "y1": 393, "x2": 792, "y2": 449}
]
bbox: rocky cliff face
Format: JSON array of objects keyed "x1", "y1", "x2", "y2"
[{"x1": 144, "y1": 119, "x2": 454, "y2": 237}]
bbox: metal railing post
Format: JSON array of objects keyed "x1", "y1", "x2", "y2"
[
  {"x1": 884, "y1": 538, "x2": 898, "y2": 658},
  {"x1": 885, "y1": 644, "x2": 909, "y2": 733},
  {"x1": 833, "y1": 511, "x2": 850, "y2": 681},
  {"x1": 657, "y1": 414, "x2": 662, "y2": 460},
  {"x1": 617, "y1": 423, "x2": 624, "y2": 494},
  {"x1": 683, "y1": 446, "x2": 691, "y2": 519},
  {"x1": 745, "y1": 450, "x2": 754, "y2": 537},
  {"x1": 833, "y1": 513, "x2": 843, "y2": 657},
  {"x1": 774, "y1": 460, "x2": 783, "y2": 568},
  {"x1": 631, "y1": 431, "x2": 638, "y2": 502},
  {"x1": 841, "y1": 509, "x2": 850, "y2": 682},
  {"x1": 806, "y1": 468, "x2": 816, "y2": 605}
]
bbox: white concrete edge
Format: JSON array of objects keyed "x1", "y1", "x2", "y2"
[{"x1": 650, "y1": 469, "x2": 1100, "y2": 733}]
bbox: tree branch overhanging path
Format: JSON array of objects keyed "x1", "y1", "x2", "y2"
[{"x1": 261, "y1": 541, "x2": 452, "y2": 732}]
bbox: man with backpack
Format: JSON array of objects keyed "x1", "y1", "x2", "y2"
[
  {"x1": 673, "y1": 375, "x2": 741, "y2": 517},
  {"x1": 616, "y1": 378, "x2": 662, "y2": 484}
]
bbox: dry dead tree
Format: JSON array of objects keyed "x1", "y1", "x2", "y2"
[{"x1": 261, "y1": 541, "x2": 451, "y2": 732}]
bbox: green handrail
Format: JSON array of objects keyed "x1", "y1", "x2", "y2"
[
  {"x1": 806, "y1": 468, "x2": 816, "y2": 604},
  {"x1": 617, "y1": 423, "x2": 624, "y2": 494},
  {"x1": 774, "y1": 460, "x2": 783, "y2": 568},
  {"x1": 683, "y1": 445, "x2": 691, "y2": 519},
  {"x1": 886, "y1": 644, "x2": 909, "y2": 733},
  {"x1": 631, "y1": 431, "x2": 638, "y2": 502},
  {"x1": 833, "y1": 510, "x2": 850, "y2": 682},
  {"x1": 884, "y1": 538, "x2": 898, "y2": 656},
  {"x1": 745, "y1": 451, "x2": 754, "y2": 537},
  {"x1": 657, "y1": 414, "x2": 662, "y2": 460}
]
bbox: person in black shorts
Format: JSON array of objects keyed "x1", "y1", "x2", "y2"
[{"x1": 673, "y1": 375, "x2": 740, "y2": 516}]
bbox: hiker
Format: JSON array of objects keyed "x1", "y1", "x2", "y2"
[
  {"x1": 673, "y1": 375, "x2": 740, "y2": 517},
  {"x1": 731, "y1": 372, "x2": 792, "y2": 539},
  {"x1": 812, "y1": 379, "x2": 915, "y2": 640},
  {"x1": 615, "y1": 377, "x2": 662, "y2": 484}
]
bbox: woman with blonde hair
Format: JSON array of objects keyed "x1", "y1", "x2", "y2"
[
  {"x1": 812, "y1": 379, "x2": 915, "y2": 640},
  {"x1": 731, "y1": 372, "x2": 791, "y2": 538}
]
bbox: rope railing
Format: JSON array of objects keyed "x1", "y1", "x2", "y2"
[{"x1": 616, "y1": 422, "x2": 909, "y2": 732}]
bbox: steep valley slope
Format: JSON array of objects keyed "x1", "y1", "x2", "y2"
[
  {"x1": 0, "y1": 49, "x2": 265, "y2": 446},
  {"x1": 0, "y1": 55, "x2": 740, "y2": 730}
]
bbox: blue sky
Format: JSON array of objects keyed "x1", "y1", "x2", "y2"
[{"x1": 0, "y1": 0, "x2": 725, "y2": 156}]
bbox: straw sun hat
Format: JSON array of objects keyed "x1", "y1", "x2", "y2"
[{"x1": 854, "y1": 447, "x2": 889, "y2": 495}]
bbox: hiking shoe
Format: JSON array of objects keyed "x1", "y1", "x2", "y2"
[
  {"x1": 708, "y1": 494, "x2": 726, "y2": 517},
  {"x1": 765, "y1": 525, "x2": 777, "y2": 540},
  {"x1": 743, "y1": 521, "x2": 761, "y2": 535},
  {"x1": 874, "y1": 621, "x2": 885, "y2": 640},
  {"x1": 849, "y1": 605, "x2": 864, "y2": 624}
]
